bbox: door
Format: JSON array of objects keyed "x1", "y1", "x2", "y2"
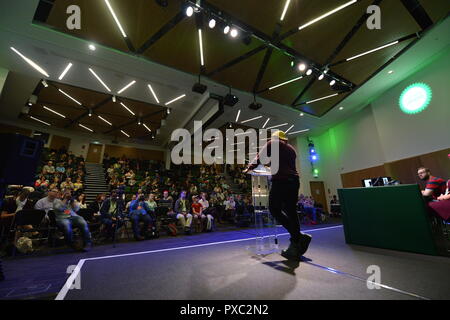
[
  {"x1": 309, "y1": 181, "x2": 328, "y2": 213},
  {"x1": 86, "y1": 143, "x2": 103, "y2": 163}
]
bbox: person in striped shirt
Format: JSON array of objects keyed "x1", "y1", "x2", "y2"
[{"x1": 417, "y1": 167, "x2": 447, "y2": 200}]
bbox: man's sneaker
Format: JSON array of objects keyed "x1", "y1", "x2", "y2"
[
  {"x1": 298, "y1": 233, "x2": 312, "y2": 256},
  {"x1": 280, "y1": 242, "x2": 301, "y2": 262}
]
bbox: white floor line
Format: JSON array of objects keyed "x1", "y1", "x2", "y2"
[{"x1": 55, "y1": 225, "x2": 343, "y2": 300}]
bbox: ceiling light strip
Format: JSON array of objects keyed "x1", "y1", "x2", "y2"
[
  {"x1": 98, "y1": 115, "x2": 112, "y2": 126},
  {"x1": 43, "y1": 106, "x2": 66, "y2": 118},
  {"x1": 199, "y1": 29, "x2": 204, "y2": 66},
  {"x1": 10, "y1": 47, "x2": 50, "y2": 77},
  {"x1": 89, "y1": 68, "x2": 112, "y2": 92},
  {"x1": 58, "y1": 63, "x2": 73, "y2": 80},
  {"x1": 266, "y1": 123, "x2": 289, "y2": 130},
  {"x1": 298, "y1": 0, "x2": 357, "y2": 31},
  {"x1": 280, "y1": 0, "x2": 291, "y2": 21},
  {"x1": 120, "y1": 102, "x2": 135, "y2": 116},
  {"x1": 241, "y1": 116, "x2": 263, "y2": 124},
  {"x1": 148, "y1": 84, "x2": 160, "y2": 104},
  {"x1": 306, "y1": 93, "x2": 339, "y2": 104},
  {"x1": 285, "y1": 125, "x2": 294, "y2": 133},
  {"x1": 104, "y1": 0, "x2": 127, "y2": 38},
  {"x1": 58, "y1": 89, "x2": 82, "y2": 105},
  {"x1": 143, "y1": 124, "x2": 152, "y2": 132},
  {"x1": 346, "y1": 40, "x2": 399, "y2": 61},
  {"x1": 262, "y1": 118, "x2": 270, "y2": 129},
  {"x1": 235, "y1": 110, "x2": 241, "y2": 122},
  {"x1": 288, "y1": 129, "x2": 310, "y2": 135},
  {"x1": 121, "y1": 130, "x2": 130, "y2": 137},
  {"x1": 269, "y1": 76, "x2": 303, "y2": 91},
  {"x1": 30, "y1": 116, "x2": 50, "y2": 126},
  {"x1": 79, "y1": 124, "x2": 93, "y2": 132},
  {"x1": 117, "y1": 80, "x2": 136, "y2": 94},
  {"x1": 165, "y1": 94, "x2": 186, "y2": 106}
]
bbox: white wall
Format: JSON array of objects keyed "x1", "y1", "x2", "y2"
[{"x1": 296, "y1": 47, "x2": 450, "y2": 201}]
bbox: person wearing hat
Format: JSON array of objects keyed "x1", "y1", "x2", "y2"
[{"x1": 244, "y1": 130, "x2": 312, "y2": 261}]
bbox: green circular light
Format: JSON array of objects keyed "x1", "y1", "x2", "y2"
[{"x1": 399, "y1": 83, "x2": 432, "y2": 114}]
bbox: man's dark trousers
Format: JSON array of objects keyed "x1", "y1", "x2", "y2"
[{"x1": 269, "y1": 177, "x2": 300, "y2": 243}]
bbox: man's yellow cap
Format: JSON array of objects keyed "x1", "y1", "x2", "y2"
[{"x1": 271, "y1": 130, "x2": 288, "y2": 141}]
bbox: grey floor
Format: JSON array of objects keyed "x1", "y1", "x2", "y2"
[{"x1": 63, "y1": 226, "x2": 450, "y2": 300}]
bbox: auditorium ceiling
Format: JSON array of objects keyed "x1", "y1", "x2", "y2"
[
  {"x1": 0, "y1": 0, "x2": 449, "y2": 147},
  {"x1": 34, "y1": 0, "x2": 449, "y2": 117}
]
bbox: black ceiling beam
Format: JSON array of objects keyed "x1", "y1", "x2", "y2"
[
  {"x1": 400, "y1": 0, "x2": 434, "y2": 30},
  {"x1": 104, "y1": 109, "x2": 166, "y2": 135},
  {"x1": 195, "y1": 0, "x2": 354, "y2": 90},
  {"x1": 206, "y1": 45, "x2": 268, "y2": 77},
  {"x1": 329, "y1": 33, "x2": 418, "y2": 68},
  {"x1": 291, "y1": 0, "x2": 383, "y2": 106},
  {"x1": 136, "y1": 11, "x2": 186, "y2": 54},
  {"x1": 64, "y1": 97, "x2": 111, "y2": 128},
  {"x1": 252, "y1": 24, "x2": 282, "y2": 93}
]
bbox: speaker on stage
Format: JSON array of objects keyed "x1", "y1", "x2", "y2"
[{"x1": 0, "y1": 133, "x2": 44, "y2": 186}]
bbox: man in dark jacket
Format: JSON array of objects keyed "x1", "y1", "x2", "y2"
[
  {"x1": 129, "y1": 194, "x2": 153, "y2": 241},
  {"x1": 245, "y1": 130, "x2": 311, "y2": 261},
  {"x1": 100, "y1": 190, "x2": 125, "y2": 240}
]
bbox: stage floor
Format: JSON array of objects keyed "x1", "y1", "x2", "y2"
[{"x1": 51, "y1": 225, "x2": 450, "y2": 300}]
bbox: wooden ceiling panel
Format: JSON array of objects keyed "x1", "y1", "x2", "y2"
[
  {"x1": 210, "y1": 50, "x2": 266, "y2": 92},
  {"x1": 142, "y1": 18, "x2": 199, "y2": 75},
  {"x1": 47, "y1": 0, "x2": 131, "y2": 52},
  {"x1": 332, "y1": 0, "x2": 420, "y2": 63},
  {"x1": 331, "y1": 38, "x2": 414, "y2": 85},
  {"x1": 282, "y1": 0, "x2": 372, "y2": 65},
  {"x1": 418, "y1": 0, "x2": 450, "y2": 24}
]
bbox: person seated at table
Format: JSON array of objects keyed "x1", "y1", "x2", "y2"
[
  {"x1": 174, "y1": 191, "x2": 193, "y2": 235},
  {"x1": 129, "y1": 194, "x2": 153, "y2": 241},
  {"x1": 100, "y1": 190, "x2": 125, "y2": 240},
  {"x1": 417, "y1": 167, "x2": 447, "y2": 200},
  {"x1": 53, "y1": 190, "x2": 92, "y2": 252}
]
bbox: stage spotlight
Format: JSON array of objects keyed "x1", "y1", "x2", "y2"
[
  {"x1": 306, "y1": 69, "x2": 313, "y2": 76},
  {"x1": 41, "y1": 80, "x2": 48, "y2": 88},
  {"x1": 166, "y1": 108, "x2": 171, "y2": 115},
  {"x1": 209, "y1": 19, "x2": 216, "y2": 29},
  {"x1": 224, "y1": 94, "x2": 239, "y2": 106},
  {"x1": 88, "y1": 44, "x2": 96, "y2": 51},
  {"x1": 330, "y1": 80, "x2": 336, "y2": 86},
  {"x1": 230, "y1": 28, "x2": 238, "y2": 38},
  {"x1": 186, "y1": 6, "x2": 194, "y2": 17},
  {"x1": 224, "y1": 25, "x2": 230, "y2": 34},
  {"x1": 138, "y1": 118, "x2": 142, "y2": 125},
  {"x1": 318, "y1": 73, "x2": 324, "y2": 81},
  {"x1": 298, "y1": 63, "x2": 307, "y2": 72},
  {"x1": 155, "y1": 0, "x2": 168, "y2": 7},
  {"x1": 88, "y1": 109, "x2": 92, "y2": 117}
]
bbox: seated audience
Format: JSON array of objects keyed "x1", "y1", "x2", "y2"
[
  {"x1": 100, "y1": 190, "x2": 125, "y2": 240},
  {"x1": 89, "y1": 194, "x2": 106, "y2": 215},
  {"x1": 73, "y1": 177, "x2": 84, "y2": 192},
  {"x1": 129, "y1": 194, "x2": 154, "y2": 241},
  {"x1": 174, "y1": 191, "x2": 193, "y2": 235},
  {"x1": 53, "y1": 190, "x2": 92, "y2": 251},
  {"x1": 76, "y1": 194, "x2": 88, "y2": 209},
  {"x1": 330, "y1": 195, "x2": 341, "y2": 217},
  {"x1": 34, "y1": 189, "x2": 59, "y2": 214},
  {"x1": 191, "y1": 196, "x2": 206, "y2": 232},
  {"x1": 60, "y1": 177, "x2": 74, "y2": 191},
  {"x1": 198, "y1": 193, "x2": 214, "y2": 231}
]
